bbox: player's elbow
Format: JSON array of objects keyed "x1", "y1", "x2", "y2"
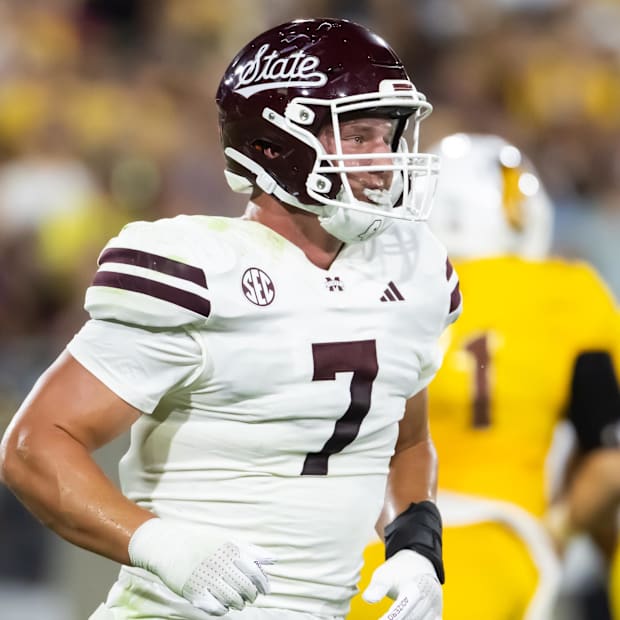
[
  {"x1": 1, "y1": 419, "x2": 30, "y2": 490},
  {"x1": 0, "y1": 417, "x2": 49, "y2": 496}
]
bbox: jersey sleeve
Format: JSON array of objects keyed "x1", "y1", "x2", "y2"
[
  {"x1": 564, "y1": 262, "x2": 620, "y2": 450},
  {"x1": 70, "y1": 217, "x2": 213, "y2": 413},
  {"x1": 444, "y1": 257, "x2": 463, "y2": 328},
  {"x1": 67, "y1": 319, "x2": 206, "y2": 413},
  {"x1": 415, "y1": 345, "x2": 445, "y2": 396},
  {"x1": 84, "y1": 218, "x2": 211, "y2": 328},
  {"x1": 567, "y1": 351, "x2": 620, "y2": 452},
  {"x1": 409, "y1": 245, "x2": 463, "y2": 397}
]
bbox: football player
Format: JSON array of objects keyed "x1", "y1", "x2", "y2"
[
  {"x1": 0, "y1": 19, "x2": 461, "y2": 620},
  {"x1": 348, "y1": 133, "x2": 619, "y2": 620},
  {"x1": 545, "y1": 350, "x2": 620, "y2": 619}
]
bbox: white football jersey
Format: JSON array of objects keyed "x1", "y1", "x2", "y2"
[{"x1": 68, "y1": 215, "x2": 461, "y2": 618}]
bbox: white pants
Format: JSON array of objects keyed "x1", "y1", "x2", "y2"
[
  {"x1": 90, "y1": 604, "x2": 330, "y2": 620},
  {"x1": 89, "y1": 569, "x2": 340, "y2": 620}
]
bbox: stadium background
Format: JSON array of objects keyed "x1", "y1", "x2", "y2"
[{"x1": 0, "y1": 0, "x2": 618, "y2": 618}]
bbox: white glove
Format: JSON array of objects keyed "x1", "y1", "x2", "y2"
[
  {"x1": 362, "y1": 549, "x2": 442, "y2": 620},
  {"x1": 128, "y1": 518, "x2": 276, "y2": 616}
]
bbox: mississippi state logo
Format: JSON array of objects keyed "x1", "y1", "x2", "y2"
[
  {"x1": 242, "y1": 267, "x2": 275, "y2": 306},
  {"x1": 234, "y1": 43, "x2": 327, "y2": 98},
  {"x1": 325, "y1": 276, "x2": 344, "y2": 292}
]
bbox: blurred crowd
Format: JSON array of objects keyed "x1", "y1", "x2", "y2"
[{"x1": 0, "y1": 0, "x2": 618, "y2": 617}]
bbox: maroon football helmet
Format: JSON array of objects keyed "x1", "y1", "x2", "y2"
[{"x1": 216, "y1": 18, "x2": 439, "y2": 241}]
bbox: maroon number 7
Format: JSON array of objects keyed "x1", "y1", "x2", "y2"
[{"x1": 301, "y1": 340, "x2": 378, "y2": 475}]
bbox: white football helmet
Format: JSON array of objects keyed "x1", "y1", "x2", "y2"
[{"x1": 427, "y1": 133, "x2": 553, "y2": 259}]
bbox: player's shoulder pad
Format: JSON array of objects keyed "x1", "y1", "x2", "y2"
[
  {"x1": 84, "y1": 215, "x2": 215, "y2": 328},
  {"x1": 549, "y1": 257, "x2": 617, "y2": 310},
  {"x1": 571, "y1": 259, "x2": 617, "y2": 304}
]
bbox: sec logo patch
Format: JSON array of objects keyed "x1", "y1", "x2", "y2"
[{"x1": 242, "y1": 267, "x2": 275, "y2": 306}]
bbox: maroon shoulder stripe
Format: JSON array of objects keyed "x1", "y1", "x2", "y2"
[
  {"x1": 449, "y1": 281, "x2": 461, "y2": 314},
  {"x1": 92, "y1": 271, "x2": 211, "y2": 318},
  {"x1": 99, "y1": 247, "x2": 207, "y2": 288},
  {"x1": 445, "y1": 258, "x2": 454, "y2": 280}
]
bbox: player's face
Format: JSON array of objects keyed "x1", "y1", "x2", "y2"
[{"x1": 319, "y1": 117, "x2": 397, "y2": 202}]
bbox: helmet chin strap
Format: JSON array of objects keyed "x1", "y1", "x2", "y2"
[
  {"x1": 318, "y1": 172, "x2": 406, "y2": 244},
  {"x1": 318, "y1": 204, "x2": 393, "y2": 243},
  {"x1": 318, "y1": 175, "x2": 405, "y2": 243}
]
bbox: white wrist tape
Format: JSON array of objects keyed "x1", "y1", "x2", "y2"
[
  {"x1": 128, "y1": 517, "x2": 276, "y2": 615},
  {"x1": 128, "y1": 518, "x2": 210, "y2": 595}
]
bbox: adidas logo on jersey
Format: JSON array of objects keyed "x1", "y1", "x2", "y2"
[{"x1": 380, "y1": 281, "x2": 404, "y2": 302}]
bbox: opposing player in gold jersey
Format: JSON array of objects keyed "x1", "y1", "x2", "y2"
[{"x1": 348, "y1": 133, "x2": 619, "y2": 620}]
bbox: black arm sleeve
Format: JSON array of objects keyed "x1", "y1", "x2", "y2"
[{"x1": 567, "y1": 351, "x2": 620, "y2": 453}]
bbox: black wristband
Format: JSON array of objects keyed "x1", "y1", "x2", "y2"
[{"x1": 384, "y1": 500, "x2": 445, "y2": 584}]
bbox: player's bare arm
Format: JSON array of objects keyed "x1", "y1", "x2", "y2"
[
  {"x1": 378, "y1": 387, "x2": 438, "y2": 532},
  {"x1": 568, "y1": 449, "x2": 620, "y2": 533},
  {"x1": 547, "y1": 448, "x2": 620, "y2": 559},
  {"x1": 0, "y1": 350, "x2": 148, "y2": 564},
  {"x1": 361, "y1": 388, "x2": 444, "y2": 620},
  {"x1": 1, "y1": 348, "x2": 273, "y2": 616}
]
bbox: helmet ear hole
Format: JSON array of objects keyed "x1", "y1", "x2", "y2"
[{"x1": 252, "y1": 140, "x2": 281, "y2": 160}]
